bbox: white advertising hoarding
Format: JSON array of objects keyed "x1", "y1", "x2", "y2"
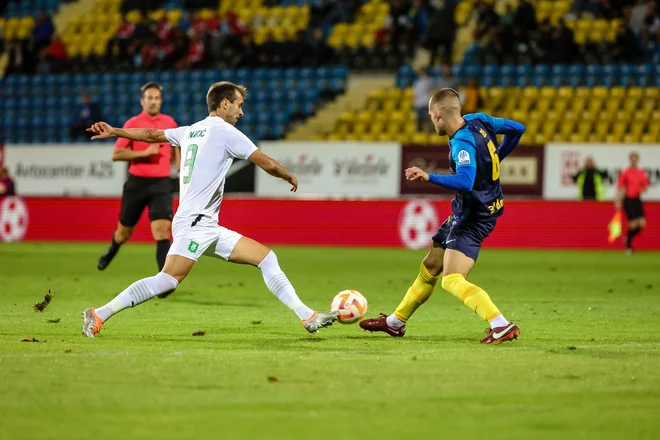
[
  {"x1": 4, "y1": 144, "x2": 127, "y2": 196},
  {"x1": 255, "y1": 142, "x2": 401, "y2": 198},
  {"x1": 544, "y1": 143, "x2": 660, "y2": 200}
]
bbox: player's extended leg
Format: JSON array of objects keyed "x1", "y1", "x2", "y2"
[
  {"x1": 82, "y1": 255, "x2": 194, "y2": 337},
  {"x1": 441, "y1": 249, "x2": 519, "y2": 344},
  {"x1": 360, "y1": 242, "x2": 443, "y2": 337},
  {"x1": 226, "y1": 235, "x2": 339, "y2": 333}
]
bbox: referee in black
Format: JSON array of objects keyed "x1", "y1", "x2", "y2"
[{"x1": 97, "y1": 82, "x2": 180, "y2": 273}]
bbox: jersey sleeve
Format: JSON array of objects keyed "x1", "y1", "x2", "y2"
[
  {"x1": 164, "y1": 126, "x2": 188, "y2": 147},
  {"x1": 617, "y1": 170, "x2": 627, "y2": 189},
  {"x1": 450, "y1": 131, "x2": 477, "y2": 170},
  {"x1": 114, "y1": 118, "x2": 135, "y2": 150},
  {"x1": 227, "y1": 129, "x2": 258, "y2": 160},
  {"x1": 464, "y1": 113, "x2": 525, "y2": 135}
]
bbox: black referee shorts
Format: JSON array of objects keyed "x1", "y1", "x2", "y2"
[
  {"x1": 119, "y1": 174, "x2": 173, "y2": 227},
  {"x1": 623, "y1": 197, "x2": 644, "y2": 221}
]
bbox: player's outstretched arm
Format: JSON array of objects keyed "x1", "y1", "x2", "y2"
[
  {"x1": 406, "y1": 166, "x2": 476, "y2": 192},
  {"x1": 87, "y1": 122, "x2": 168, "y2": 143},
  {"x1": 248, "y1": 150, "x2": 298, "y2": 192}
]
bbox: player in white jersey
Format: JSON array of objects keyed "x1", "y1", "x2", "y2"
[{"x1": 81, "y1": 81, "x2": 339, "y2": 337}]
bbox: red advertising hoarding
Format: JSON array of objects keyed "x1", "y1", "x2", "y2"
[{"x1": 1, "y1": 196, "x2": 659, "y2": 250}]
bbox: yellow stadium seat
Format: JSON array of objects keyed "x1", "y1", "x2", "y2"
[
  {"x1": 167, "y1": 9, "x2": 182, "y2": 26},
  {"x1": 611, "y1": 123, "x2": 627, "y2": 138},
  {"x1": 610, "y1": 87, "x2": 626, "y2": 98},
  {"x1": 642, "y1": 134, "x2": 658, "y2": 143},
  {"x1": 570, "y1": 98, "x2": 587, "y2": 112},
  {"x1": 644, "y1": 88, "x2": 660, "y2": 99},
  {"x1": 577, "y1": 122, "x2": 593, "y2": 137},
  {"x1": 648, "y1": 123, "x2": 660, "y2": 136},
  {"x1": 592, "y1": 87, "x2": 609, "y2": 98},
  {"x1": 327, "y1": 134, "x2": 344, "y2": 141},
  {"x1": 623, "y1": 133, "x2": 642, "y2": 144},
  {"x1": 554, "y1": 100, "x2": 569, "y2": 112},
  {"x1": 595, "y1": 122, "x2": 610, "y2": 136},
  {"x1": 623, "y1": 99, "x2": 640, "y2": 113},
  {"x1": 570, "y1": 134, "x2": 586, "y2": 143},
  {"x1": 588, "y1": 99, "x2": 605, "y2": 113},
  {"x1": 575, "y1": 88, "x2": 591, "y2": 98},
  {"x1": 630, "y1": 123, "x2": 645, "y2": 137},
  {"x1": 605, "y1": 99, "x2": 621, "y2": 112},
  {"x1": 605, "y1": 135, "x2": 620, "y2": 143},
  {"x1": 125, "y1": 10, "x2": 143, "y2": 23},
  {"x1": 641, "y1": 99, "x2": 659, "y2": 112},
  {"x1": 588, "y1": 134, "x2": 604, "y2": 143},
  {"x1": 574, "y1": 31, "x2": 587, "y2": 44},
  {"x1": 557, "y1": 87, "x2": 574, "y2": 99},
  {"x1": 628, "y1": 87, "x2": 644, "y2": 99}
]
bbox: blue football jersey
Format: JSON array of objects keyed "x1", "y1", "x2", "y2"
[{"x1": 448, "y1": 113, "x2": 510, "y2": 220}]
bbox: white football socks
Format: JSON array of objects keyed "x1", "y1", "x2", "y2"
[
  {"x1": 95, "y1": 272, "x2": 179, "y2": 321},
  {"x1": 386, "y1": 314, "x2": 406, "y2": 328},
  {"x1": 489, "y1": 314, "x2": 509, "y2": 329},
  {"x1": 258, "y1": 251, "x2": 314, "y2": 321}
]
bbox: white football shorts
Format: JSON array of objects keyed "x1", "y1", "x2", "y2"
[{"x1": 168, "y1": 214, "x2": 242, "y2": 262}]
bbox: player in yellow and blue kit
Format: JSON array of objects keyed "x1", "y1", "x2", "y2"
[{"x1": 361, "y1": 88, "x2": 526, "y2": 344}]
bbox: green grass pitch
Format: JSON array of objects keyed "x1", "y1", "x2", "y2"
[{"x1": 1, "y1": 243, "x2": 659, "y2": 439}]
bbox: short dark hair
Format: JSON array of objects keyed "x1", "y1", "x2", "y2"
[
  {"x1": 630, "y1": 151, "x2": 639, "y2": 159},
  {"x1": 206, "y1": 81, "x2": 247, "y2": 113},
  {"x1": 140, "y1": 82, "x2": 162, "y2": 97}
]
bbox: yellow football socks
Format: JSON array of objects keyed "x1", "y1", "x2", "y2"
[
  {"x1": 441, "y1": 273, "x2": 501, "y2": 322},
  {"x1": 393, "y1": 264, "x2": 440, "y2": 322}
]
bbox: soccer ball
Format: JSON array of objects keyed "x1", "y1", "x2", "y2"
[{"x1": 330, "y1": 290, "x2": 368, "y2": 324}]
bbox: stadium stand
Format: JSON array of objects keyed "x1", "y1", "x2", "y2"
[{"x1": 2, "y1": 0, "x2": 660, "y2": 144}]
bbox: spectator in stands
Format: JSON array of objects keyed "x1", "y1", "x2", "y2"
[
  {"x1": 109, "y1": 15, "x2": 136, "y2": 59},
  {"x1": 424, "y1": 1, "x2": 457, "y2": 65},
  {"x1": 176, "y1": 31, "x2": 205, "y2": 70},
  {"x1": 641, "y1": 1, "x2": 660, "y2": 42},
  {"x1": 631, "y1": 0, "x2": 649, "y2": 35},
  {"x1": 386, "y1": 0, "x2": 412, "y2": 48},
  {"x1": 31, "y1": 11, "x2": 55, "y2": 52},
  {"x1": 461, "y1": 78, "x2": 483, "y2": 115},
  {"x1": 237, "y1": 34, "x2": 258, "y2": 67},
  {"x1": 475, "y1": 0, "x2": 500, "y2": 40},
  {"x1": 573, "y1": 157, "x2": 607, "y2": 201},
  {"x1": 0, "y1": 168, "x2": 16, "y2": 197},
  {"x1": 613, "y1": 23, "x2": 644, "y2": 61},
  {"x1": 139, "y1": 39, "x2": 159, "y2": 70},
  {"x1": 155, "y1": 16, "x2": 174, "y2": 42},
  {"x1": 408, "y1": 0, "x2": 432, "y2": 47},
  {"x1": 436, "y1": 62, "x2": 459, "y2": 91},
  {"x1": 301, "y1": 28, "x2": 334, "y2": 66},
  {"x1": 413, "y1": 66, "x2": 434, "y2": 133},
  {"x1": 69, "y1": 92, "x2": 102, "y2": 140},
  {"x1": 43, "y1": 35, "x2": 67, "y2": 73},
  {"x1": 513, "y1": 0, "x2": 538, "y2": 40},
  {"x1": 544, "y1": 19, "x2": 577, "y2": 63},
  {"x1": 257, "y1": 34, "x2": 283, "y2": 67},
  {"x1": 6, "y1": 40, "x2": 29, "y2": 75}
]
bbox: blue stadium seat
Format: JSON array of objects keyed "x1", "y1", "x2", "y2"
[{"x1": 483, "y1": 65, "x2": 500, "y2": 77}]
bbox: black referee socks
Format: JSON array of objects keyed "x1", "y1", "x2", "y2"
[{"x1": 156, "y1": 239, "x2": 171, "y2": 271}]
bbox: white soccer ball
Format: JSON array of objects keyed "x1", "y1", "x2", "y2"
[{"x1": 330, "y1": 290, "x2": 368, "y2": 324}]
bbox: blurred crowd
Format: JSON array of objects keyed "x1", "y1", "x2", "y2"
[
  {"x1": 3, "y1": 0, "x2": 660, "y2": 76},
  {"x1": 473, "y1": 0, "x2": 659, "y2": 64}
]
